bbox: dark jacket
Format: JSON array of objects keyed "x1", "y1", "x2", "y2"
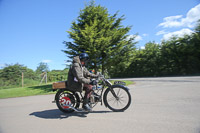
[{"x1": 67, "y1": 56, "x2": 97, "y2": 92}]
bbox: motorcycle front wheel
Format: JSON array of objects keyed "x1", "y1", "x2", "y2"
[
  {"x1": 103, "y1": 85, "x2": 131, "y2": 112},
  {"x1": 55, "y1": 89, "x2": 80, "y2": 113}
]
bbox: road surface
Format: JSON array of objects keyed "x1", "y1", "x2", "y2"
[{"x1": 0, "y1": 76, "x2": 200, "y2": 133}]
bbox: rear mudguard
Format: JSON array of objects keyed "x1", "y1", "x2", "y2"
[{"x1": 103, "y1": 84, "x2": 129, "y2": 107}]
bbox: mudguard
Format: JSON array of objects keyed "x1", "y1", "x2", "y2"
[{"x1": 110, "y1": 84, "x2": 129, "y2": 90}]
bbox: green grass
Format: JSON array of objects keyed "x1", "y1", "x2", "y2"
[
  {"x1": 110, "y1": 80, "x2": 134, "y2": 86},
  {"x1": 126, "y1": 80, "x2": 134, "y2": 86},
  {"x1": 0, "y1": 84, "x2": 55, "y2": 99},
  {"x1": 0, "y1": 80, "x2": 134, "y2": 99}
]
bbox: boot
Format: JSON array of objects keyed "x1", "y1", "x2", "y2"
[{"x1": 82, "y1": 98, "x2": 92, "y2": 111}]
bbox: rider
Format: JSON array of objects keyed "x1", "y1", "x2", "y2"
[{"x1": 67, "y1": 53, "x2": 98, "y2": 111}]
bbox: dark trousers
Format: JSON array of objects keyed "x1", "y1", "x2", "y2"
[{"x1": 83, "y1": 84, "x2": 93, "y2": 102}]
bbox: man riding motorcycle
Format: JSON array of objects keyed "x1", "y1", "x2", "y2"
[{"x1": 67, "y1": 53, "x2": 98, "y2": 111}]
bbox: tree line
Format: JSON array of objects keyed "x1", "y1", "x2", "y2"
[
  {"x1": 0, "y1": 63, "x2": 68, "y2": 89},
  {"x1": 114, "y1": 32, "x2": 200, "y2": 77},
  {"x1": 107, "y1": 24, "x2": 200, "y2": 77}
]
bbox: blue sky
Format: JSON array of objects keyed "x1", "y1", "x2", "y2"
[{"x1": 0, "y1": 0, "x2": 199, "y2": 71}]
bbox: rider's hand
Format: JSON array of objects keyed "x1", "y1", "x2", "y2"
[
  {"x1": 90, "y1": 79, "x2": 97, "y2": 85},
  {"x1": 98, "y1": 73, "x2": 101, "y2": 78},
  {"x1": 97, "y1": 73, "x2": 103, "y2": 79}
]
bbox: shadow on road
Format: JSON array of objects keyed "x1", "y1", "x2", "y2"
[{"x1": 29, "y1": 109, "x2": 112, "y2": 119}]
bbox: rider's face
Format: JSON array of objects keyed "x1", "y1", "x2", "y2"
[{"x1": 81, "y1": 61, "x2": 85, "y2": 66}]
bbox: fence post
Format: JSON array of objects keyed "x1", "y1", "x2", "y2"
[{"x1": 22, "y1": 72, "x2": 24, "y2": 88}]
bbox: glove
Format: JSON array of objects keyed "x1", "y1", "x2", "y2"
[{"x1": 90, "y1": 79, "x2": 97, "y2": 85}]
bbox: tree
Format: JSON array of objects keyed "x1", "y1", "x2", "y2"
[
  {"x1": 142, "y1": 42, "x2": 161, "y2": 76},
  {"x1": 160, "y1": 32, "x2": 200, "y2": 75},
  {"x1": 0, "y1": 63, "x2": 37, "y2": 87},
  {"x1": 126, "y1": 42, "x2": 161, "y2": 77},
  {"x1": 63, "y1": 1, "x2": 136, "y2": 75},
  {"x1": 0, "y1": 64, "x2": 24, "y2": 84},
  {"x1": 47, "y1": 69, "x2": 69, "y2": 82},
  {"x1": 36, "y1": 62, "x2": 49, "y2": 74}
]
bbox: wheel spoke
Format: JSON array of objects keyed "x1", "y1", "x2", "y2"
[
  {"x1": 107, "y1": 97, "x2": 116, "y2": 102},
  {"x1": 112, "y1": 99, "x2": 117, "y2": 105},
  {"x1": 116, "y1": 88, "x2": 121, "y2": 96}
]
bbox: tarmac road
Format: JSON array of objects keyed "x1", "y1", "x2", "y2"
[{"x1": 0, "y1": 76, "x2": 200, "y2": 133}]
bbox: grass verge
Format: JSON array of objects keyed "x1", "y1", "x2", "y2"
[
  {"x1": 0, "y1": 84, "x2": 55, "y2": 99},
  {"x1": 110, "y1": 80, "x2": 134, "y2": 86},
  {"x1": 0, "y1": 80, "x2": 134, "y2": 99}
]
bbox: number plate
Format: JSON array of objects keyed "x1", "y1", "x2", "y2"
[
  {"x1": 60, "y1": 97, "x2": 71, "y2": 109},
  {"x1": 114, "y1": 81, "x2": 126, "y2": 85}
]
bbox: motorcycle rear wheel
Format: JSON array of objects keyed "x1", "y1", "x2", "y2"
[{"x1": 55, "y1": 89, "x2": 80, "y2": 113}]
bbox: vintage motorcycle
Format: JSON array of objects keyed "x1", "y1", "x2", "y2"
[{"x1": 52, "y1": 74, "x2": 131, "y2": 113}]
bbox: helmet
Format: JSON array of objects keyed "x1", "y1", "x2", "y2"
[{"x1": 79, "y1": 53, "x2": 89, "y2": 62}]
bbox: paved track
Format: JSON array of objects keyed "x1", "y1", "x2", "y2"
[{"x1": 0, "y1": 76, "x2": 200, "y2": 133}]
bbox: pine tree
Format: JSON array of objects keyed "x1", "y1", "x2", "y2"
[{"x1": 63, "y1": 1, "x2": 136, "y2": 75}]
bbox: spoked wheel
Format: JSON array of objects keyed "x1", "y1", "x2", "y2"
[
  {"x1": 103, "y1": 85, "x2": 131, "y2": 112},
  {"x1": 55, "y1": 89, "x2": 80, "y2": 113}
]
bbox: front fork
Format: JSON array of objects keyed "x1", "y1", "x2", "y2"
[{"x1": 109, "y1": 88, "x2": 119, "y2": 100}]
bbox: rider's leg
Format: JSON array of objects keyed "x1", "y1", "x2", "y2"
[{"x1": 82, "y1": 84, "x2": 93, "y2": 111}]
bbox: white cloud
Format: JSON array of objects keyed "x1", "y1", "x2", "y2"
[
  {"x1": 126, "y1": 35, "x2": 134, "y2": 41},
  {"x1": 159, "y1": 15, "x2": 183, "y2": 28},
  {"x1": 0, "y1": 63, "x2": 6, "y2": 68},
  {"x1": 162, "y1": 28, "x2": 194, "y2": 40},
  {"x1": 135, "y1": 35, "x2": 142, "y2": 41},
  {"x1": 156, "y1": 30, "x2": 168, "y2": 36},
  {"x1": 157, "y1": 4, "x2": 199, "y2": 41},
  {"x1": 182, "y1": 4, "x2": 200, "y2": 28},
  {"x1": 140, "y1": 46, "x2": 145, "y2": 49},
  {"x1": 142, "y1": 34, "x2": 148, "y2": 37},
  {"x1": 158, "y1": 4, "x2": 200, "y2": 28},
  {"x1": 42, "y1": 60, "x2": 52, "y2": 63},
  {"x1": 126, "y1": 34, "x2": 143, "y2": 42}
]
